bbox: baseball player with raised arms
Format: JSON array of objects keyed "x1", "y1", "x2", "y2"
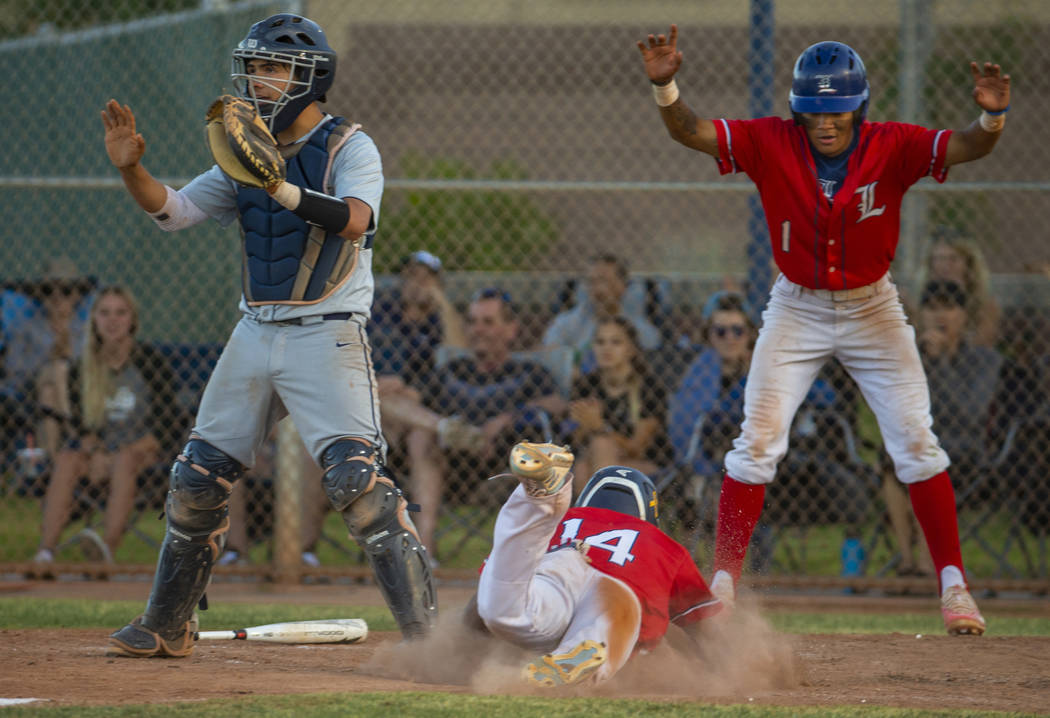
[
  {"x1": 472, "y1": 442, "x2": 723, "y2": 687},
  {"x1": 101, "y1": 13, "x2": 436, "y2": 656},
  {"x1": 638, "y1": 26, "x2": 1011, "y2": 635}
]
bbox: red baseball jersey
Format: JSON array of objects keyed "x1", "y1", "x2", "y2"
[
  {"x1": 546, "y1": 507, "x2": 722, "y2": 648},
  {"x1": 713, "y1": 117, "x2": 952, "y2": 290}
]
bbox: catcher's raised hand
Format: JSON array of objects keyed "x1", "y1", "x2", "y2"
[
  {"x1": 636, "y1": 24, "x2": 683, "y2": 84},
  {"x1": 101, "y1": 99, "x2": 146, "y2": 170},
  {"x1": 969, "y1": 61, "x2": 1010, "y2": 112}
]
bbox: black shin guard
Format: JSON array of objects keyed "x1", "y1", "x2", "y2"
[
  {"x1": 342, "y1": 479, "x2": 437, "y2": 639},
  {"x1": 142, "y1": 508, "x2": 228, "y2": 640},
  {"x1": 323, "y1": 438, "x2": 437, "y2": 639},
  {"x1": 142, "y1": 439, "x2": 242, "y2": 640}
]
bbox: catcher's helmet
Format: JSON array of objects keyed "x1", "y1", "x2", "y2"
[
  {"x1": 231, "y1": 14, "x2": 337, "y2": 134},
  {"x1": 575, "y1": 466, "x2": 659, "y2": 526},
  {"x1": 788, "y1": 41, "x2": 869, "y2": 124}
]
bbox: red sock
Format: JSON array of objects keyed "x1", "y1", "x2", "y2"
[
  {"x1": 908, "y1": 471, "x2": 965, "y2": 586},
  {"x1": 713, "y1": 475, "x2": 766, "y2": 582}
]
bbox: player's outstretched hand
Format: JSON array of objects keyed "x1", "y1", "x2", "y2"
[
  {"x1": 969, "y1": 61, "x2": 1010, "y2": 112},
  {"x1": 101, "y1": 99, "x2": 146, "y2": 169},
  {"x1": 637, "y1": 24, "x2": 683, "y2": 85}
]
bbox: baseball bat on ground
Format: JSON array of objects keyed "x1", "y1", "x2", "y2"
[{"x1": 195, "y1": 618, "x2": 368, "y2": 644}]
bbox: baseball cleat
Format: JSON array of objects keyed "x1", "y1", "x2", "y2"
[
  {"x1": 523, "y1": 639, "x2": 607, "y2": 687},
  {"x1": 941, "y1": 585, "x2": 986, "y2": 636},
  {"x1": 108, "y1": 616, "x2": 195, "y2": 658},
  {"x1": 507, "y1": 442, "x2": 574, "y2": 497}
]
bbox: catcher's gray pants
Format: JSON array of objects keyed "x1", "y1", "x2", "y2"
[{"x1": 193, "y1": 314, "x2": 385, "y2": 467}]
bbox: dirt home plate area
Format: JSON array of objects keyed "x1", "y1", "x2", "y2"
[{"x1": 1, "y1": 581, "x2": 1048, "y2": 712}]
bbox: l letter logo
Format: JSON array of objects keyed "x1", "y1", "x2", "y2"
[{"x1": 855, "y1": 182, "x2": 886, "y2": 222}]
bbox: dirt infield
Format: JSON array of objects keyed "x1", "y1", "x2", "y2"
[{"x1": 2, "y1": 581, "x2": 1049, "y2": 713}]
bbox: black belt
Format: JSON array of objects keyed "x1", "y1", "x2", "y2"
[{"x1": 278, "y1": 312, "x2": 354, "y2": 326}]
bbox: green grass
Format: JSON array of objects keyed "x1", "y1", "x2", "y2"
[
  {"x1": 3, "y1": 596, "x2": 1047, "y2": 637},
  {"x1": 0, "y1": 597, "x2": 399, "y2": 632},
  {"x1": 0, "y1": 691, "x2": 1036, "y2": 717}
]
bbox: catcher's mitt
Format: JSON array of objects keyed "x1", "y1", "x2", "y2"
[{"x1": 205, "y1": 95, "x2": 285, "y2": 189}]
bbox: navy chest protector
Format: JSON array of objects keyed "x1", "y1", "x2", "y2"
[{"x1": 236, "y1": 118, "x2": 360, "y2": 304}]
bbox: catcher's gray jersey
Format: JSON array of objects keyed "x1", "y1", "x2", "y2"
[
  {"x1": 156, "y1": 115, "x2": 383, "y2": 320},
  {"x1": 143, "y1": 114, "x2": 386, "y2": 465}
]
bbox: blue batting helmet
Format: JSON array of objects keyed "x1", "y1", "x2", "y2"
[
  {"x1": 788, "y1": 41, "x2": 869, "y2": 123},
  {"x1": 575, "y1": 466, "x2": 659, "y2": 526},
  {"x1": 231, "y1": 14, "x2": 337, "y2": 134}
]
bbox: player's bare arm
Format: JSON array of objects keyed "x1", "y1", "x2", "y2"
[
  {"x1": 636, "y1": 24, "x2": 718, "y2": 155},
  {"x1": 101, "y1": 99, "x2": 168, "y2": 213},
  {"x1": 944, "y1": 61, "x2": 1011, "y2": 167}
]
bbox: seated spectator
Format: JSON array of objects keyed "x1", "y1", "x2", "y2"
[
  {"x1": 1, "y1": 257, "x2": 94, "y2": 480},
  {"x1": 543, "y1": 253, "x2": 662, "y2": 372},
  {"x1": 667, "y1": 291, "x2": 755, "y2": 481},
  {"x1": 567, "y1": 316, "x2": 672, "y2": 489},
  {"x1": 370, "y1": 250, "x2": 466, "y2": 392},
  {"x1": 32, "y1": 286, "x2": 188, "y2": 564},
  {"x1": 379, "y1": 287, "x2": 566, "y2": 556},
  {"x1": 913, "y1": 226, "x2": 1000, "y2": 347},
  {"x1": 883, "y1": 279, "x2": 1013, "y2": 575}
]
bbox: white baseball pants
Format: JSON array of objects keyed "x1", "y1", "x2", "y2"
[
  {"x1": 477, "y1": 482, "x2": 641, "y2": 682},
  {"x1": 724, "y1": 273, "x2": 950, "y2": 486}
]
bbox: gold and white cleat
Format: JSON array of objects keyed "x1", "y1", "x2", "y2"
[
  {"x1": 523, "y1": 639, "x2": 607, "y2": 687},
  {"x1": 507, "y1": 442, "x2": 574, "y2": 497}
]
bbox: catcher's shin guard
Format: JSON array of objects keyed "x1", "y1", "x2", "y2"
[
  {"x1": 111, "y1": 439, "x2": 242, "y2": 655},
  {"x1": 322, "y1": 438, "x2": 437, "y2": 639}
]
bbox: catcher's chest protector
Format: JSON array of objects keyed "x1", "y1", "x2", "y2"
[{"x1": 236, "y1": 118, "x2": 359, "y2": 304}]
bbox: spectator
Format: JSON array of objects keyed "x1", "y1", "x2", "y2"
[
  {"x1": 379, "y1": 287, "x2": 566, "y2": 556},
  {"x1": 667, "y1": 291, "x2": 755, "y2": 482},
  {"x1": 883, "y1": 279, "x2": 1009, "y2": 575},
  {"x1": 543, "y1": 254, "x2": 661, "y2": 371},
  {"x1": 568, "y1": 316, "x2": 672, "y2": 489},
  {"x1": 32, "y1": 285, "x2": 188, "y2": 564},
  {"x1": 370, "y1": 250, "x2": 466, "y2": 391},
  {"x1": 914, "y1": 227, "x2": 1001, "y2": 347},
  {"x1": 1, "y1": 257, "x2": 94, "y2": 478}
]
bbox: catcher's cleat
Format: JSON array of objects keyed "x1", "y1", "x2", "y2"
[
  {"x1": 523, "y1": 639, "x2": 607, "y2": 687},
  {"x1": 941, "y1": 585, "x2": 986, "y2": 636},
  {"x1": 507, "y1": 442, "x2": 574, "y2": 497},
  {"x1": 108, "y1": 616, "x2": 195, "y2": 658}
]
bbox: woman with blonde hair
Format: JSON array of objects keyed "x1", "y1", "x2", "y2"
[
  {"x1": 33, "y1": 285, "x2": 188, "y2": 564},
  {"x1": 915, "y1": 227, "x2": 1001, "y2": 346},
  {"x1": 568, "y1": 315, "x2": 671, "y2": 490}
]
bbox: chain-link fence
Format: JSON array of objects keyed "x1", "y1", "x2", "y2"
[{"x1": 1, "y1": 0, "x2": 1047, "y2": 590}]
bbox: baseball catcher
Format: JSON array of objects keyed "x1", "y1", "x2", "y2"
[
  {"x1": 101, "y1": 13, "x2": 436, "y2": 657},
  {"x1": 471, "y1": 442, "x2": 723, "y2": 687}
]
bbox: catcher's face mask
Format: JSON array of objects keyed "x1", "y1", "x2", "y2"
[{"x1": 232, "y1": 50, "x2": 322, "y2": 134}]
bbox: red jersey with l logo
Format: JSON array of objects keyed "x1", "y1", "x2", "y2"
[{"x1": 713, "y1": 117, "x2": 952, "y2": 290}]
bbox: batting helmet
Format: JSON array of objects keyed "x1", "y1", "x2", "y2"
[
  {"x1": 575, "y1": 466, "x2": 659, "y2": 526},
  {"x1": 231, "y1": 14, "x2": 337, "y2": 134},
  {"x1": 788, "y1": 41, "x2": 869, "y2": 124}
]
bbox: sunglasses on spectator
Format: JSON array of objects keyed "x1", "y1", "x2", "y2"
[
  {"x1": 712, "y1": 324, "x2": 747, "y2": 338},
  {"x1": 472, "y1": 287, "x2": 513, "y2": 304}
]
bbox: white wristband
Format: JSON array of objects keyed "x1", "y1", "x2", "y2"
[
  {"x1": 269, "y1": 181, "x2": 302, "y2": 210},
  {"x1": 979, "y1": 110, "x2": 1005, "y2": 133},
  {"x1": 652, "y1": 79, "x2": 680, "y2": 107}
]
